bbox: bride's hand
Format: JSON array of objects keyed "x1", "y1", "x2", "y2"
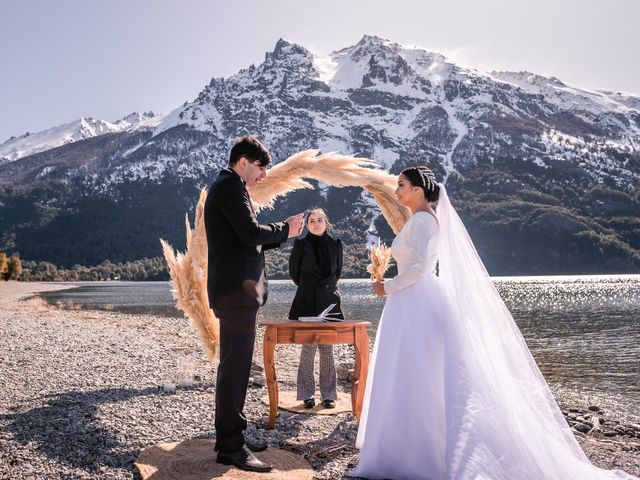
[{"x1": 372, "y1": 280, "x2": 386, "y2": 297}]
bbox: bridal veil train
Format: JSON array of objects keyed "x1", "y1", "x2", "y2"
[{"x1": 352, "y1": 181, "x2": 637, "y2": 480}]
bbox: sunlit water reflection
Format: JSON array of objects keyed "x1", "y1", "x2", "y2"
[{"x1": 42, "y1": 275, "x2": 640, "y2": 420}]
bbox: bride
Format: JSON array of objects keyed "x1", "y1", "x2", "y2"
[{"x1": 351, "y1": 166, "x2": 637, "y2": 480}]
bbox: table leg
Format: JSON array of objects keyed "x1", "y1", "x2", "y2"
[
  {"x1": 352, "y1": 326, "x2": 370, "y2": 423},
  {"x1": 263, "y1": 325, "x2": 278, "y2": 429}
]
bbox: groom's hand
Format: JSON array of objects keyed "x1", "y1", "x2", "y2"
[
  {"x1": 286, "y1": 213, "x2": 305, "y2": 238},
  {"x1": 372, "y1": 280, "x2": 386, "y2": 297}
]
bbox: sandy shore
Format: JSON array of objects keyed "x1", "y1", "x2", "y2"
[{"x1": 0, "y1": 282, "x2": 638, "y2": 479}]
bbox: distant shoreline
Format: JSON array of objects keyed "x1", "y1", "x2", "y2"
[{"x1": 11, "y1": 272, "x2": 640, "y2": 283}]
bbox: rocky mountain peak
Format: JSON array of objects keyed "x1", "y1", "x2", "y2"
[
  {"x1": 117, "y1": 111, "x2": 156, "y2": 123},
  {"x1": 492, "y1": 70, "x2": 567, "y2": 89},
  {"x1": 262, "y1": 38, "x2": 316, "y2": 75},
  {"x1": 338, "y1": 35, "x2": 407, "y2": 70},
  {"x1": 270, "y1": 38, "x2": 313, "y2": 60}
]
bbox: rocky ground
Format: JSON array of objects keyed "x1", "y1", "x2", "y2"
[{"x1": 0, "y1": 282, "x2": 638, "y2": 479}]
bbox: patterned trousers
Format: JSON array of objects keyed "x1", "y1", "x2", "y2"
[{"x1": 296, "y1": 344, "x2": 337, "y2": 401}]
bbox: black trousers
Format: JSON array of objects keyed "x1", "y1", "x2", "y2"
[{"x1": 212, "y1": 295, "x2": 260, "y2": 453}]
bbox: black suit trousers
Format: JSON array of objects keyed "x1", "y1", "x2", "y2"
[{"x1": 212, "y1": 294, "x2": 259, "y2": 453}]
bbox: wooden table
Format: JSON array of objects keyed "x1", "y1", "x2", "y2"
[{"x1": 260, "y1": 319, "x2": 371, "y2": 429}]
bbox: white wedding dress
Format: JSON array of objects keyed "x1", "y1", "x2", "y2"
[{"x1": 352, "y1": 185, "x2": 637, "y2": 480}]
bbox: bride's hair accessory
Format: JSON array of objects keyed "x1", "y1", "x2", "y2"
[{"x1": 401, "y1": 166, "x2": 439, "y2": 202}]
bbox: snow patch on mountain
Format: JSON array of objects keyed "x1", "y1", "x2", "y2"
[
  {"x1": 372, "y1": 145, "x2": 400, "y2": 170},
  {"x1": 441, "y1": 101, "x2": 468, "y2": 180},
  {"x1": 153, "y1": 103, "x2": 223, "y2": 137},
  {"x1": 399, "y1": 47, "x2": 451, "y2": 86},
  {"x1": 491, "y1": 71, "x2": 640, "y2": 117},
  {"x1": 316, "y1": 135, "x2": 351, "y2": 156}
]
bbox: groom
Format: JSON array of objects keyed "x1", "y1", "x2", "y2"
[{"x1": 204, "y1": 135, "x2": 304, "y2": 473}]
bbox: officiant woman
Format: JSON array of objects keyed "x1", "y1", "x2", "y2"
[{"x1": 288, "y1": 208, "x2": 344, "y2": 409}]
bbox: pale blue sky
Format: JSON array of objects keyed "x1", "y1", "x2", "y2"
[{"x1": 1, "y1": 0, "x2": 638, "y2": 141}]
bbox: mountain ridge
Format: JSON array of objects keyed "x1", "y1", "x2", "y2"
[
  {"x1": 0, "y1": 111, "x2": 161, "y2": 164},
  {"x1": 0, "y1": 35, "x2": 638, "y2": 275}
]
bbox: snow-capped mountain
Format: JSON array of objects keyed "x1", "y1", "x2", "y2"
[
  {"x1": 137, "y1": 35, "x2": 638, "y2": 188},
  {"x1": 0, "y1": 111, "x2": 161, "y2": 163},
  {"x1": 0, "y1": 36, "x2": 638, "y2": 274}
]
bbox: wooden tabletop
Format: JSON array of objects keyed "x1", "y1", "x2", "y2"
[{"x1": 258, "y1": 318, "x2": 371, "y2": 327}]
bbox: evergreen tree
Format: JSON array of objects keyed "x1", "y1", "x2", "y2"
[
  {"x1": 0, "y1": 252, "x2": 8, "y2": 279},
  {"x1": 6, "y1": 255, "x2": 22, "y2": 280}
]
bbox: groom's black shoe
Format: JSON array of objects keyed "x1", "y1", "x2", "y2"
[
  {"x1": 322, "y1": 399, "x2": 336, "y2": 409},
  {"x1": 216, "y1": 445, "x2": 273, "y2": 472},
  {"x1": 246, "y1": 439, "x2": 268, "y2": 452}
]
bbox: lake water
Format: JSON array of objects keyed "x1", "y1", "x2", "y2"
[{"x1": 41, "y1": 276, "x2": 640, "y2": 420}]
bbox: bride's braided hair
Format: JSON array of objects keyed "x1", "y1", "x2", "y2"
[{"x1": 401, "y1": 166, "x2": 440, "y2": 202}]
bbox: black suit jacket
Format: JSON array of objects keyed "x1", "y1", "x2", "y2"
[
  {"x1": 288, "y1": 235, "x2": 344, "y2": 320},
  {"x1": 205, "y1": 168, "x2": 289, "y2": 308}
]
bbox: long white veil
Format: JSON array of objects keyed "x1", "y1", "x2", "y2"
[{"x1": 436, "y1": 183, "x2": 636, "y2": 479}]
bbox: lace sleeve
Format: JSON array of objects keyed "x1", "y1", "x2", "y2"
[{"x1": 383, "y1": 214, "x2": 438, "y2": 295}]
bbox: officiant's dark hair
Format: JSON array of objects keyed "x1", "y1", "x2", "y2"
[
  {"x1": 402, "y1": 166, "x2": 439, "y2": 202},
  {"x1": 229, "y1": 135, "x2": 272, "y2": 167}
]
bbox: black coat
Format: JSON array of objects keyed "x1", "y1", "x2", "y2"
[
  {"x1": 288, "y1": 235, "x2": 344, "y2": 320},
  {"x1": 204, "y1": 168, "x2": 289, "y2": 308}
]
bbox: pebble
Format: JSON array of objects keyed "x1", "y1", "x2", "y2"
[
  {"x1": 1, "y1": 283, "x2": 639, "y2": 479},
  {"x1": 575, "y1": 423, "x2": 592, "y2": 434},
  {"x1": 163, "y1": 383, "x2": 177, "y2": 393}
]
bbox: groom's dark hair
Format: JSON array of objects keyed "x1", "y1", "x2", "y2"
[
  {"x1": 229, "y1": 135, "x2": 272, "y2": 167},
  {"x1": 402, "y1": 166, "x2": 440, "y2": 202}
]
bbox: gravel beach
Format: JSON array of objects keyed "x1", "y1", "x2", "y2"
[{"x1": 1, "y1": 282, "x2": 639, "y2": 479}]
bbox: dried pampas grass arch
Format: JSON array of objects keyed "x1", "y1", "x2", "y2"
[{"x1": 161, "y1": 150, "x2": 409, "y2": 361}]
